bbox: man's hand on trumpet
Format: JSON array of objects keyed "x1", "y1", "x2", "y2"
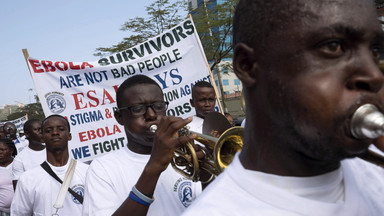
[{"x1": 147, "y1": 116, "x2": 196, "y2": 174}]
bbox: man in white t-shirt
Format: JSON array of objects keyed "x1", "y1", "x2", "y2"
[
  {"x1": 83, "y1": 75, "x2": 205, "y2": 216},
  {"x1": 0, "y1": 139, "x2": 16, "y2": 216},
  {"x1": 3, "y1": 122, "x2": 26, "y2": 153},
  {"x1": 182, "y1": 0, "x2": 384, "y2": 215},
  {"x1": 12, "y1": 119, "x2": 46, "y2": 189},
  {"x1": 11, "y1": 115, "x2": 88, "y2": 215},
  {"x1": 188, "y1": 81, "x2": 216, "y2": 134}
]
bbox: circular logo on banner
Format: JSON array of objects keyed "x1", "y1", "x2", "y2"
[{"x1": 45, "y1": 92, "x2": 66, "y2": 114}]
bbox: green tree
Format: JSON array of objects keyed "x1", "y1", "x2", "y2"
[
  {"x1": 94, "y1": 0, "x2": 188, "y2": 57},
  {"x1": 191, "y1": 0, "x2": 238, "y2": 112},
  {"x1": 6, "y1": 103, "x2": 45, "y2": 121},
  {"x1": 92, "y1": 0, "x2": 239, "y2": 112},
  {"x1": 192, "y1": 0, "x2": 238, "y2": 70},
  {"x1": 94, "y1": 0, "x2": 238, "y2": 72}
]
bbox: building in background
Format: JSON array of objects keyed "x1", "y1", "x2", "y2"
[{"x1": 0, "y1": 104, "x2": 25, "y2": 121}]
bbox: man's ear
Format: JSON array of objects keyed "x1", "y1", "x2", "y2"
[
  {"x1": 233, "y1": 43, "x2": 258, "y2": 87},
  {"x1": 114, "y1": 110, "x2": 124, "y2": 126},
  {"x1": 68, "y1": 133, "x2": 72, "y2": 141}
]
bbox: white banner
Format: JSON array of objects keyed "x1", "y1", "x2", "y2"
[
  {"x1": 0, "y1": 114, "x2": 29, "y2": 133},
  {"x1": 28, "y1": 17, "x2": 217, "y2": 161}
]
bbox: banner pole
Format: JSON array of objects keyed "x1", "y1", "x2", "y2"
[{"x1": 22, "y1": 48, "x2": 32, "y2": 77}]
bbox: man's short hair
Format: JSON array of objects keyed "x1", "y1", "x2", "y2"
[
  {"x1": 23, "y1": 119, "x2": 41, "y2": 133},
  {"x1": 116, "y1": 75, "x2": 162, "y2": 108},
  {"x1": 233, "y1": 0, "x2": 306, "y2": 50},
  {"x1": 42, "y1": 115, "x2": 70, "y2": 132},
  {"x1": 191, "y1": 81, "x2": 214, "y2": 98},
  {"x1": 193, "y1": 81, "x2": 213, "y2": 89}
]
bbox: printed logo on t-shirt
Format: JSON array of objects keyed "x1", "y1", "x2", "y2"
[
  {"x1": 70, "y1": 184, "x2": 85, "y2": 204},
  {"x1": 177, "y1": 181, "x2": 193, "y2": 207}
]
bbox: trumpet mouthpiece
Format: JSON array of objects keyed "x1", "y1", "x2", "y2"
[
  {"x1": 150, "y1": 125, "x2": 158, "y2": 133},
  {"x1": 351, "y1": 104, "x2": 384, "y2": 139}
]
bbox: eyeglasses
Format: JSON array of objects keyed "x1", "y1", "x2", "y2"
[{"x1": 119, "y1": 102, "x2": 169, "y2": 116}]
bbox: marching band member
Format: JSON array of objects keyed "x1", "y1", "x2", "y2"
[
  {"x1": 83, "y1": 75, "x2": 207, "y2": 216},
  {"x1": 183, "y1": 0, "x2": 384, "y2": 215}
]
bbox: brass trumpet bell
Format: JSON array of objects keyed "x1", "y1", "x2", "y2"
[
  {"x1": 214, "y1": 126, "x2": 243, "y2": 172},
  {"x1": 171, "y1": 112, "x2": 244, "y2": 182}
]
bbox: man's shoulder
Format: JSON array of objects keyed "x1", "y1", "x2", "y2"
[
  {"x1": 88, "y1": 149, "x2": 128, "y2": 171},
  {"x1": 93, "y1": 148, "x2": 126, "y2": 162},
  {"x1": 18, "y1": 165, "x2": 45, "y2": 183},
  {"x1": 75, "y1": 160, "x2": 90, "y2": 171},
  {"x1": 188, "y1": 115, "x2": 204, "y2": 130},
  {"x1": 13, "y1": 147, "x2": 31, "y2": 158},
  {"x1": 191, "y1": 115, "x2": 204, "y2": 121}
]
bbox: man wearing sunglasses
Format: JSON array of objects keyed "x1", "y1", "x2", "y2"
[{"x1": 83, "y1": 75, "x2": 203, "y2": 216}]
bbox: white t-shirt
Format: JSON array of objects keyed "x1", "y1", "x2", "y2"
[
  {"x1": 11, "y1": 159, "x2": 89, "y2": 216},
  {"x1": 182, "y1": 153, "x2": 384, "y2": 216},
  {"x1": 187, "y1": 115, "x2": 205, "y2": 147},
  {"x1": 83, "y1": 146, "x2": 202, "y2": 216},
  {"x1": 188, "y1": 115, "x2": 204, "y2": 134},
  {"x1": 0, "y1": 163, "x2": 13, "y2": 213},
  {"x1": 13, "y1": 138, "x2": 28, "y2": 154},
  {"x1": 12, "y1": 146, "x2": 46, "y2": 180},
  {"x1": 241, "y1": 118, "x2": 246, "y2": 127}
]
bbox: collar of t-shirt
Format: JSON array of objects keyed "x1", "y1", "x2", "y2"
[
  {"x1": 47, "y1": 158, "x2": 70, "y2": 177},
  {"x1": 253, "y1": 166, "x2": 344, "y2": 203},
  {"x1": 124, "y1": 146, "x2": 151, "y2": 163}
]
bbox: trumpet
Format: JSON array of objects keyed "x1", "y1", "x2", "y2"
[
  {"x1": 177, "y1": 126, "x2": 243, "y2": 182},
  {"x1": 149, "y1": 123, "x2": 243, "y2": 182},
  {"x1": 351, "y1": 104, "x2": 384, "y2": 168}
]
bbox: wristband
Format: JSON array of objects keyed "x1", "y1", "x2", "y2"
[
  {"x1": 129, "y1": 192, "x2": 151, "y2": 206},
  {"x1": 132, "y1": 185, "x2": 155, "y2": 204}
]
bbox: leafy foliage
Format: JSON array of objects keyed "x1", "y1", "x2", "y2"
[
  {"x1": 94, "y1": 0, "x2": 188, "y2": 57},
  {"x1": 6, "y1": 103, "x2": 45, "y2": 121},
  {"x1": 93, "y1": 0, "x2": 238, "y2": 72},
  {"x1": 192, "y1": 0, "x2": 238, "y2": 70}
]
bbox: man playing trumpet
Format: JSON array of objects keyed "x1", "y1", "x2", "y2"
[
  {"x1": 83, "y1": 75, "x2": 208, "y2": 216},
  {"x1": 183, "y1": 0, "x2": 384, "y2": 215}
]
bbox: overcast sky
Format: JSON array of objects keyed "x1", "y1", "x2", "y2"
[{"x1": 0, "y1": 0, "x2": 161, "y2": 107}]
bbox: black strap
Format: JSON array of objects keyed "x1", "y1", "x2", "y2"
[{"x1": 40, "y1": 161, "x2": 83, "y2": 204}]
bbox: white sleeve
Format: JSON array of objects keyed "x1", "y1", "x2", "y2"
[
  {"x1": 192, "y1": 181, "x2": 203, "y2": 199},
  {"x1": 10, "y1": 174, "x2": 33, "y2": 215},
  {"x1": 12, "y1": 155, "x2": 25, "y2": 180},
  {"x1": 241, "y1": 119, "x2": 246, "y2": 127},
  {"x1": 82, "y1": 160, "x2": 122, "y2": 216}
]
